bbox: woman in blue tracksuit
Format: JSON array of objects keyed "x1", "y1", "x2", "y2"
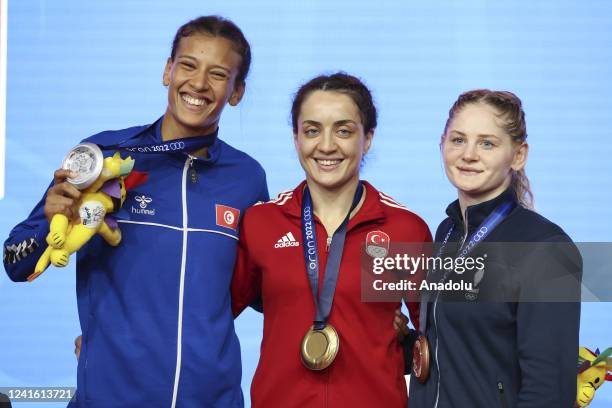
[
  {"x1": 4, "y1": 16, "x2": 268, "y2": 408},
  {"x1": 408, "y1": 89, "x2": 581, "y2": 407}
]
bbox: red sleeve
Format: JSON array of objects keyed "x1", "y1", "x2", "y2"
[
  {"x1": 405, "y1": 218, "x2": 433, "y2": 330},
  {"x1": 230, "y1": 209, "x2": 262, "y2": 318}
]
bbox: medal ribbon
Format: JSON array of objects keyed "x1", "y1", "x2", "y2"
[
  {"x1": 99, "y1": 118, "x2": 218, "y2": 154},
  {"x1": 301, "y1": 182, "x2": 363, "y2": 330},
  {"x1": 418, "y1": 200, "x2": 514, "y2": 334}
]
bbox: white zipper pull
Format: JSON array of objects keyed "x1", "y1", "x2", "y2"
[
  {"x1": 326, "y1": 236, "x2": 332, "y2": 252},
  {"x1": 188, "y1": 156, "x2": 197, "y2": 184}
]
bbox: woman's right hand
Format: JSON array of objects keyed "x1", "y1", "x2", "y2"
[{"x1": 44, "y1": 169, "x2": 81, "y2": 222}]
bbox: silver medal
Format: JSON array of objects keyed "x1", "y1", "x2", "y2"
[{"x1": 61, "y1": 143, "x2": 104, "y2": 190}]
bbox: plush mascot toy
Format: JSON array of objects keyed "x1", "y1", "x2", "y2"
[
  {"x1": 575, "y1": 346, "x2": 612, "y2": 407},
  {"x1": 28, "y1": 149, "x2": 142, "y2": 281}
]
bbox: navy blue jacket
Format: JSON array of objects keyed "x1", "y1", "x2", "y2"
[
  {"x1": 409, "y1": 188, "x2": 581, "y2": 408},
  {"x1": 3, "y1": 119, "x2": 268, "y2": 407}
]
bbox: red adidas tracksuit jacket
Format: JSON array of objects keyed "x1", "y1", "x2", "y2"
[{"x1": 231, "y1": 181, "x2": 432, "y2": 407}]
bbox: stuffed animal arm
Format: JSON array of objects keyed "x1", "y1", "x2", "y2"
[{"x1": 575, "y1": 347, "x2": 612, "y2": 407}]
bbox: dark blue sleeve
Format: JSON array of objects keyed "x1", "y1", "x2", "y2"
[
  {"x1": 3, "y1": 181, "x2": 53, "y2": 282},
  {"x1": 257, "y1": 166, "x2": 269, "y2": 203},
  {"x1": 516, "y1": 236, "x2": 582, "y2": 408},
  {"x1": 246, "y1": 166, "x2": 267, "y2": 314},
  {"x1": 249, "y1": 166, "x2": 270, "y2": 313}
]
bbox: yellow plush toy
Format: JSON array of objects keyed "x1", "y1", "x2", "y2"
[
  {"x1": 28, "y1": 152, "x2": 135, "y2": 281},
  {"x1": 575, "y1": 347, "x2": 612, "y2": 407}
]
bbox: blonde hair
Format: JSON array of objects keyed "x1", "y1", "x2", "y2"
[{"x1": 443, "y1": 89, "x2": 534, "y2": 209}]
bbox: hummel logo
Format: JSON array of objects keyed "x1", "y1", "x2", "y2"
[
  {"x1": 135, "y1": 195, "x2": 152, "y2": 209},
  {"x1": 274, "y1": 232, "x2": 300, "y2": 248},
  {"x1": 131, "y1": 194, "x2": 156, "y2": 216}
]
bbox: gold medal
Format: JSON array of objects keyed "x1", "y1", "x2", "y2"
[
  {"x1": 300, "y1": 324, "x2": 339, "y2": 371},
  {"x1": 412, "y1": 334, "x2": 430, "y2": 383}
]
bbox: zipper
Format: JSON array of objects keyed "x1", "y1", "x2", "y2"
[
  {"x1": 433, "y1": 210, "x2": 468, "y2": 408},
  {"x1": 432, "y1": 231, "x2": 446, "y2": 408},
  {"x1": 170, "y1": 158, "x2": 191, "y2": 408},
  {"x1": 322, "y1": 210, "x2": 378, "y2": 253},
  {"x1": 433, "y1": 290, "x2": 441, "y2": 408},
  {"x1": 497, "y1": 381, "x2": 509, "y2": 408},
  {"x1": 188, "y1": 155, "x2": 197, "y2": 184},
  {"x1": 325, "y1": 365, "x2": 330, "y2": 408},
  {"x1": 459, "y1": 208, "x2": 469, "y2": 248}
]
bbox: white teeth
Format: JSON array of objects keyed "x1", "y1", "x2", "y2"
[
  {"x1": 181, "y1": 94, "x2": 205, "y2": 106},
  {"x1": 317, "y1": 159, "x2": 341, "y2": 166}
]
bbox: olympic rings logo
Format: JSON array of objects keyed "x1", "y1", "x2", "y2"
[
  {"x1": 472, "y1": 226, "x2": 488, "y2": 242},
  {"x1": 459, "y1": 226, "x2": 488, "y2": 258},
  {"x1": 124, "y1": 141, "x2": 186, "y2": 153},
  {"x1": 167, "y1": 141, "x2": 185, "y2": 151}
]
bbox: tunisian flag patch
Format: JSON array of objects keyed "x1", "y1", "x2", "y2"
[{"x1": 215, "y1": 204, "x2": 240, "y2": 231}]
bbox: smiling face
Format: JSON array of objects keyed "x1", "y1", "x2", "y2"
[
  {"x1": 442, "y1": 103, "x2": 528, "y2": 206},
  {"x1": 162, "y1": 33, "x2": 245, "y2": 140},
  {"x1": 294, "y1": 90, "x2": 373, "y2": 193}
]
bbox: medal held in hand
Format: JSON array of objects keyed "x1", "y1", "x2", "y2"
[
  {"x1": 62, "y1": 142, "x2": 104, "y2": 190},
  {"x1": 29, "y1": 149, "x2": 141, "y2": 282},
  {"x1": 412, "y1": 334, "x2": 431, "y2": 383},
  {"x1": 300, "y1": 183, "x2": 363, "y2": 371}
]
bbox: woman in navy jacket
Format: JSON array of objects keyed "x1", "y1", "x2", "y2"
[{"x1": 407, "y1": 90, "x2": 581, "y2": 408}]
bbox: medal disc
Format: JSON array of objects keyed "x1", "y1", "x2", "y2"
[
  {"x1": 300, "y1": 324, "x2": 339, "y2": 371},
  {"x1": 412, "y1": 334, "x2": 430, "y2": 383},
  {"x1": 62, "y1": 143, "x2": 104, "y2": 190}
]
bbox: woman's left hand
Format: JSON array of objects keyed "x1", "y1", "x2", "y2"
[
  {"x1": 394, "y1": 308, "x2": 410, "y2": 341},
  {"x1": 74, "y1": 335, "x2": 82, "y2": 360}
]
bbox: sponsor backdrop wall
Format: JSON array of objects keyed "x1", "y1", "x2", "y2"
[{"x1": 1, "y1": 1, "x2": 611, "y2": 406}]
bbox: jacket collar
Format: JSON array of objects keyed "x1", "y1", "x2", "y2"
[
  {"x1": 445, "y1": 186, "x2": 518, "y2": 231},
  {"x1": 282, "y1": 180, "x2": 386, "y2": 228},
  {"x1": 126, "y1": 116, "x2": 222, "y2": 164}
]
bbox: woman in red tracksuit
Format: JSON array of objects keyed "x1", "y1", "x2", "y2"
[{"x1": 231, "y1": 73, "x2": 431, "y2": 407}]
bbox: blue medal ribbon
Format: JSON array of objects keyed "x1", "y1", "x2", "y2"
[
  {"x1": 301, "y1": 182, "x2": 363, "y2": 330},
  {"x1": 99, "y1": 118, "x2": 218, "y2": 154},
  {"x1": 419, "y1": 200, "x2": 514, "y2": 334}
]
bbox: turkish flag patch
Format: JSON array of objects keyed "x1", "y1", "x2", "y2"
[
  {"x1": 215, "y1": 204, "x2": 240, "y2": 231},
  {"x1": 365, "y1": 230, "x2": 390, "y2": 258}
]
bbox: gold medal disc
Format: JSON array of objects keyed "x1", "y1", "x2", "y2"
[
  {"x1": 300, "y1": 324, "x2": 339, "y2": 371},
  {"x1": 412, "y1": 334, "x2": 431, "y2": 383}
]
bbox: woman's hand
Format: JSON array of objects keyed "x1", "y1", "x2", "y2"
[
  {"x1": 74, "y1": 335, "x2": 82, "y2": 360},
  {"x1": 394, "y1": 307, "x2": 410, "y2": 341},
  {"x1": 44, "y1": 169, "x2": 81, "y2": 223}
]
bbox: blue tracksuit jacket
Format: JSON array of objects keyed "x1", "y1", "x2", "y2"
[{"x1": 3, "y1": 118, "x2": 268, "y2": 407}]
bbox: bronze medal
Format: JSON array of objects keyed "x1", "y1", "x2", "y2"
[
  {"x1": 412, "y1": 334, "x2": 430, "y2": 383},
  {"x1": 300, "y1": 324, "x2": 339, "y2": 371}
]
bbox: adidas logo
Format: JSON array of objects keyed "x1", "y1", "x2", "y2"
[{"x1": 274, "y1": 232, "x2": 300, "y2": 248}]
